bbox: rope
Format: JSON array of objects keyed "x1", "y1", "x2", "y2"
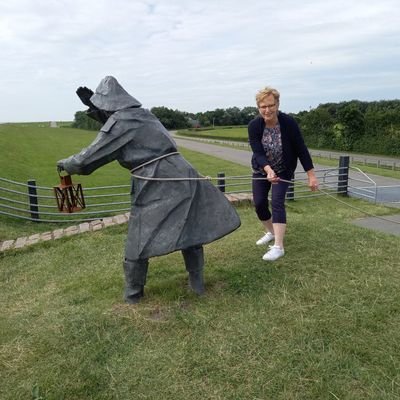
[
  {"x1": 130, "y1": 151, "x2": 215, "y2": 181},
  {"x1": 130, "y1": 152, "x2": 180, "y2": 173},
  {"x1": 131, "y1": 174, "x2": 212, "y2": 181},
  {"x1": 317, "y1": 188, "x2": 400, "y2": 225},
  {"x1": 130, "y1": 169, "x2": 400, "y2": 226},
  {"x1": 278, "y1": 177, "x2": 400, "y2": 226}
]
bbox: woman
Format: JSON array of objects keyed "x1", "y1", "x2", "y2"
[{"x1": 248, "y1": 87, "x2": 318, "y2": 261}]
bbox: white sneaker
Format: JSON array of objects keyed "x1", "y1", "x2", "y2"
[
  {"x1": 262, "y1": 245, "x2": 285, "y2": 261},
  {"x1": 256, "y1": 232, "x2": 275, "y2": 246}
]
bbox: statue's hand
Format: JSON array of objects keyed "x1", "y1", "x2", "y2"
[
  {"x1": 76, "y1": 86, "x2": 94, "y2": 107},
  {"x1": 57, "y1": 160, "x2": 65, "y2": 173}
]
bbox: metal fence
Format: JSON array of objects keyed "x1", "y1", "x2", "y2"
[
  {"x1": 0, "y1": 177, "x2": 131, "y2": 223},
  {"x1": 345, "y1": 167, "x2": 400, "y2": 206},
  {"x1": 311, "y1": 151, "x2": 400, "y2": 172},
  {"x1": 216, "y1": 165, "x2": 348, "y2": 200},
  {"x1": 0, "y1": 164, "x2": 347, "y2": 224},
  {"x1": 1, "y1": 156, "x2": 398, "y2": 223}
]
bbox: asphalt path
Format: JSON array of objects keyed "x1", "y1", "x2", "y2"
[{"x1": 174, "y1": 136, "x2": 252, "y2": 168}]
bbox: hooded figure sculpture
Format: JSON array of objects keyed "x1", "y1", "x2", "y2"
[{"x1": 57, "y1": 76, "x2": 241, "y2": 303}]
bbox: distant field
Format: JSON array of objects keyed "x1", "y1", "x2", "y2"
[
  {"x1": 179, "y1": 127, "x2": 248, "y2": 142},
  {"x1": 1, "y1": 121, "x2": 73, "y2": 127},
  {"x1": 0, "y1": 123, "x2": 125, "y2": 186},
  {"x1": 0, "y1": 124, "x2": 249, "y2": 186}
]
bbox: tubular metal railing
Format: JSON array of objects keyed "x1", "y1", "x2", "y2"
[
  {"x1": 0, "y1": 177, "x2": 131, "y2": 223},
  {"x1": 346, "y1": 167, "x2": 377, "y2": 203},
  {"x1": 1, "y1": 155, "x2": 398, "y2": 223},
  {"x1": 0, "y1": 167, "x2": 344, "y2": 223}
]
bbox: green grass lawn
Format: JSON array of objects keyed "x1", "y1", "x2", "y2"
[
  {"x1": 179, "y1": 126, "x2": 248, "y2": 142},
  {"x1": 2, "y1": 123, "x2": 400, "y2": 399},
  {"x1": 1, "y1": 198, "x2": 400, "y2": 399}
]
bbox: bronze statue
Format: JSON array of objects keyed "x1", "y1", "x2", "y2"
[{"x1": 57, "y1": 76, "x2": 241, "y2": 303}]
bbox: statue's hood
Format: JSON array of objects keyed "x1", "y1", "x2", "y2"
[{"x1": 90, "y1": 76, "x2": 142, "y2": 111}]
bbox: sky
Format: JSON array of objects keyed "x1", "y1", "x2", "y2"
[{"x1": 0, "y1": 0, "x2": 399, "y2": 122}]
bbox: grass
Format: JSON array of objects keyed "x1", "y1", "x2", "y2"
[
  {"x1": 1, "y1": 198, "x2": 400, "y2": 399},
  {"x1": 312, "y1": 156, "x2": 400, "y2": 180},
  {"x1": 2, "y1": 122, "x2": 400, "y2": 399},
  {"x1": 0, "y1": 123, "x2": 109, "y2": 186},
  {"x1": 179, "y1": 127, "x2": 248, "y2": 142},
  {"x1": 0, "y1": 124, "x2": 246, "y2": 187}
]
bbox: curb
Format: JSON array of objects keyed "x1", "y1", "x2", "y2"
[{"x1": 0, "y1": 193, "x2": 253, "y2": 253}]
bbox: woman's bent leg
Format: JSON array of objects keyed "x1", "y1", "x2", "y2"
[{"x1": 252, "y1": 174, "x2": 274, "y2": 244}]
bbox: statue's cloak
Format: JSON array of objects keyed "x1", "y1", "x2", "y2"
[{"x1": 62, "y1": 107, "x2": 240, "y2": 259}]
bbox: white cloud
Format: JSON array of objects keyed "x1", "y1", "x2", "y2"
[{"x1": 0, "y1": 0, "x2": 399, "y2": 121}]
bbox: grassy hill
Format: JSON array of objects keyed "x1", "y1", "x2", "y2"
[
  {"x1": 0, "y1": 123, "x2": 251, "y2": 186},
  {"x1": 1, "y1": 123, "x2": 400, "y2": 399}
]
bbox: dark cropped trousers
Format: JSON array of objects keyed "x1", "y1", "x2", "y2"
[{"x1": 252, "y1": 171, "x2": 292, "y2": 224}]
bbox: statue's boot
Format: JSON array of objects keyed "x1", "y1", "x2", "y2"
[
  {"x1": 123, "y1": 259, "x2": 149, "y2": 304},
  {"x1": 182, "y1": 246, "x2": 205, "y2": 295}
]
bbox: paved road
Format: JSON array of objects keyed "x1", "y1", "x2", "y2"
[
  {"x1": 172, "y1": 133, "x2": 400, "y2": 166},
  {"x1": 174, "y1": 135, "x2": 331, "y2": 172},
  {"x1": 173, "y1": 135, "x2": 400, "y2": 207},
  {"x1": 175, "y1": 136, "x2": 252, "y2": 168}
]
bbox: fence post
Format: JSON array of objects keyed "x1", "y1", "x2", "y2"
[
  {"x1": 337, "y1": 156, "x2": 349, "y2": 196},
  {"x1": 286, "y1": 179, "x2": 295, "y2": 201},
  {"x1": 217, "y1": 172, "x2": 225, "y2": 193},
  {"x1": 27, "y1": 179, "x2": 40, "y2": 221}
]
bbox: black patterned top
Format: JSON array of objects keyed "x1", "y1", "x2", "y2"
[{"x1": 261, "y1": 124, "x2": 285, "y2": 173}]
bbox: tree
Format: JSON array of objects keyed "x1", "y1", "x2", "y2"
[
  {"x1": 224, "y1": 107, "x2": 241, "y2": 125},
  {"x1": 72, "y1": 111, "x2": 102, "y2": 131},
  {"x1": 337, "y1": 103, "x2": 365, "y2": 150},
  {"x1": 150, "y1": 107, "x2": 190, "y2": 130},
  {"x1": 240, "y1": 107, "x2": 258, "y2": 125},
  {"x1": 297, "y1": 106, "x2": 335, "y2": 148}
]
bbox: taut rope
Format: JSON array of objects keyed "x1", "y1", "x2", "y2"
[{"x1": 130, "y1": 161, "x2": 400, "y2": 226}]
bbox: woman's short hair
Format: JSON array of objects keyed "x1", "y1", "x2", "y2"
[{"x1": 255, "y1": 87, "x2": 280, "y2": 107}]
